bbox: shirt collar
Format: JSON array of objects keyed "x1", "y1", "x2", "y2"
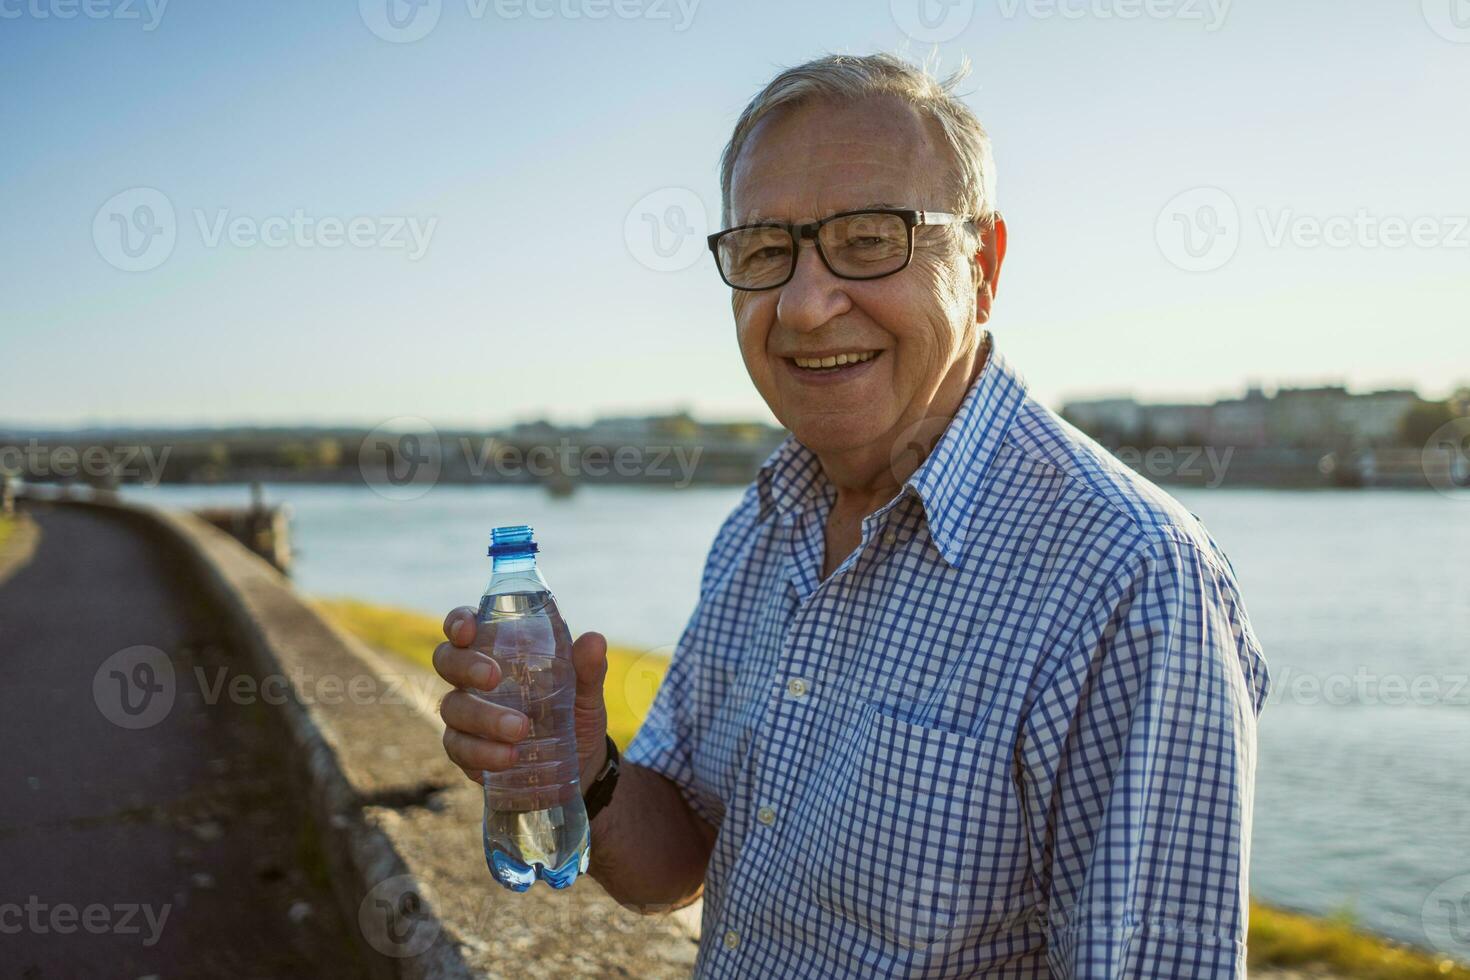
[{"x1": 756, "y1": 333, "x2": 1030, "y2": 566}]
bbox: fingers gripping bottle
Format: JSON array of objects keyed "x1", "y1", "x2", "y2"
[{"x1": 476, "y1": 525, "x2": 589, "y2": 891}]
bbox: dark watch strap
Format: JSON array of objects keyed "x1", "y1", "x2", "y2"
[{"x1": 584, "y1": 734, "x2": 621, "y2": 822}]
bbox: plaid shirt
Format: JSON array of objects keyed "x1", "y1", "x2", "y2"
[{"x1": 626, "y1": 339, "x2": 1270, "y2": 979}]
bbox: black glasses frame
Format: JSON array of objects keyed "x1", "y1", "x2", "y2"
[{"x1": 706, "y1": 207, "x2": 971, "y2": 291}]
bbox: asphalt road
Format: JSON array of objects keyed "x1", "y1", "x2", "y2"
[{"x1": 0, "y1": 502, "x2": 364, "y2": 978}]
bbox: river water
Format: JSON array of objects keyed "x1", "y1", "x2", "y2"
[{"x1": 121, "y1": 482, "x2": 1470, "y2": 958}]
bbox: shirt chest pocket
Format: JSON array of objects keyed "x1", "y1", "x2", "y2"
[{"x1": 797, "y1": 701, "x2": 1032, "y2": 952}]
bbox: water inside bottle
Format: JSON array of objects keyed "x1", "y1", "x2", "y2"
[{"x1": 476, "y1": 589, "x2": 589, "y2": 891}]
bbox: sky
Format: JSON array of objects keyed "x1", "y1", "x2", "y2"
[{"x1": 2, "y1": 0, "x2": 1467, "y2": 429}]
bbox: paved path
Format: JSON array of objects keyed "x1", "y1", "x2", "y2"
[{"x1": 0, "y1": 502, "x2": 362, "y2": 978}]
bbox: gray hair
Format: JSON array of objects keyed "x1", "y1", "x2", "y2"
[{"x1": 718, "y1": 52, "x2": 997, "y2": 235}]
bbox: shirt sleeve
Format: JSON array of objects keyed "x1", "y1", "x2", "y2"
[
  {"x1": 1023, "y1": 530, "x2": 1270, "y2": 979},
  {"x1": 622, "y1": 600, "x2": 723, "y2": 828},
  {"x1": 622, "y1": 487, "x2": 760, "y2": 830}
]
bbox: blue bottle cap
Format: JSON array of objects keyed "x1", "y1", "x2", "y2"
[{"x1": 488, "y1": 524, "x2": 539, "y2": 558}]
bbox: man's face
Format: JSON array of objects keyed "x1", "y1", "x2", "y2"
[{"x1": 727, "y1": 95, "x2": 1002, "y2": 458}]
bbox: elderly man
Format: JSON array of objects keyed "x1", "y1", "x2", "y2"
[{"x1": 434, "y1": 52, "x2": 1269, "y2": 978}]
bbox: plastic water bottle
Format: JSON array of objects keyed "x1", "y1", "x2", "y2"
[{"x1": 475, "y1": 525, "x2": 590, "y2": 891}]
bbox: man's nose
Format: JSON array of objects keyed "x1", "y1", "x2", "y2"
[{"x1": 775, "y1": 239, "x2": 852, "y2": 333}]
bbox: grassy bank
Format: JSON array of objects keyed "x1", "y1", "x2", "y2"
[
  {"x1": 313, "y1": 597, "x2": 665, "y2": 749},
  {"x1": 315, "y1": 597, "x2": 1469, "y2": 980},
  {"x1": 0, "y1": 513, "x2": 40, "y2": 586},
  {"x1": 1249, "y1": 904, "x2": 1467, "y2": 979}
]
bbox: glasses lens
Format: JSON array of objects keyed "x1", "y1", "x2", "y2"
[
  {"x1": 818, "y1": 212, "x2": 910, "y2": 278},
  {"x1": 717, "y1": 226, "x2": 794, "y2": 289}
]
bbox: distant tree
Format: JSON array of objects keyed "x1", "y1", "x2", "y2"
[
  {"x1": 197, "y1": 442, "x2": 229, "y2": 482},
  {"x1": 314, "y1": 439, "x2": 342, "y2": 468},
  {"x1": 278, "y1": 441, "x2": 314, "y2": 469}
]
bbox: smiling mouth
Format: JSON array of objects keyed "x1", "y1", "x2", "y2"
[{"x1": 788, "y1": 350, "x2": 880, "y2": 372}]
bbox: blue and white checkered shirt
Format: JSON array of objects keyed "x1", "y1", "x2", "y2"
[{"x1": 626, "y1": 339, "x2": 1270, "y2": 979}]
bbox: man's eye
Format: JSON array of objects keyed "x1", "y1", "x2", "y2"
[{"x1": 747, "y1": 245, "x2": 790, "y2": 262}]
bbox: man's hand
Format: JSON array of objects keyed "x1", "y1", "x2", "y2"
[{"x1": 433, "y1": 606, "x2": 611, "y2": 789}]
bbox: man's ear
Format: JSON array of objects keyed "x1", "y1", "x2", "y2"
[{"x1": 974, "y1": 212, "x2": 1007, "y2": 325}]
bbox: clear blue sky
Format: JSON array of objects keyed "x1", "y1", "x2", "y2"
[{"x1": 3, "y1": 0, "x2": 1467, "y2": 428}]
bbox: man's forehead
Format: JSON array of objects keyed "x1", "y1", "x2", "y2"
[
  {"x1": 728, "y1": 99, "x2": 948, "y2": 224},
  {"x1": 731, "y1": 170, "x2": 919, "y2": 226}
]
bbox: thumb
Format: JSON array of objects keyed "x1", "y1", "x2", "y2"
[{"x1": 571, "y1": 631, "x2": 609, "y2": 713}]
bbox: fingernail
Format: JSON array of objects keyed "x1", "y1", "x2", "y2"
[
  {"x1": 470, "y1": 661, "x2": 495, "y2": 688},
  {"x1": 498, "y1": 713, "x2": 526, "y2": 739},
  {"x1": 448, "y1": 615, "x2": 465, "y2": 638}
]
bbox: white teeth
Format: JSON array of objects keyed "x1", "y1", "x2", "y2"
[{"x1": 793, "y1": 350, "x2": 877, "y2": 370}]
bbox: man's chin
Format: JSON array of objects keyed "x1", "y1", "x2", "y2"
[{"x1": 788, "y1": 415, "x2": 886, "y2": 455}]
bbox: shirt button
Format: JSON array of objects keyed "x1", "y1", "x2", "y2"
[
  {"x1": 723, "y1": 929, "x2": 740, "y2": 950},
  {"x1": 882, "y1": 529, "x2": 898, "y2": 546},
  {"x1": 756, "y1": 806, "x2": 776, "y2": 826},
  {"x1": 786, "y1": 678, "x2": 808, "y2": 698}
]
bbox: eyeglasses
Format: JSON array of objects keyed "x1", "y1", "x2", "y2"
[{"x1": 706, "y1": 208, "x2": 971, "y2": 291}]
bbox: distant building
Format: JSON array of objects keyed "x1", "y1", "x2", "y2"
[
  {"x1": 1335, "y1": 389, "x2": 1423, "y2": 447},
  {"x1": 1061, "y1": 381, "x2": 1428, "y2": 451},
  {"x1": 1266, "y1": 386, "x2": 1350, "y2": 448},
  {"x1": 583, "y1": 412, "x2": 702, "y2": 443},
  {"x1": 505, "y1": 419, "x2": 562, "y2": 442},
  {"x1": 1142, "y1": 404, "x2": 1211, "y2": 445},
  {"x1": 1059, "y1": 398, "x2": 1143, "y2": 446},
  {"x1": 1208, "y1": 386, "x2": 1269, "y2": 449}
]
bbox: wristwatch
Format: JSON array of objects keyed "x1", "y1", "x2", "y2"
[{"x1": 584, "y1": 734, "x2": 621, "y2": 822}]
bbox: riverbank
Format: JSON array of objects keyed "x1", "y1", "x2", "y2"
[{"x1": 316, "y1": 597, "x2": 1470, "y2": 980}]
